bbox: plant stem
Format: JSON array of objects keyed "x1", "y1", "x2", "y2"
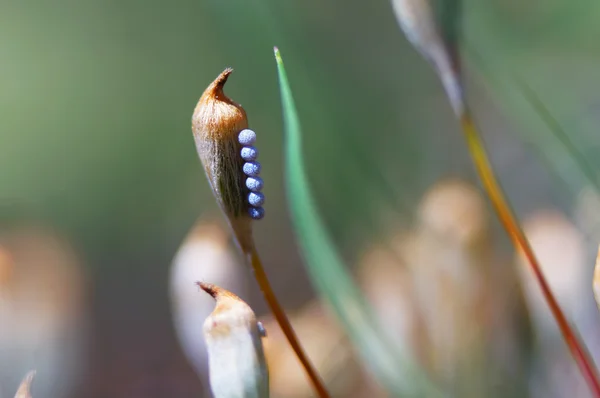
[
  {"x1": 248, "y1": 247, "x2": 331, "y2": 398},
  {"x1": 460, "y1": 111, "x2": 600, "y2": 397}
]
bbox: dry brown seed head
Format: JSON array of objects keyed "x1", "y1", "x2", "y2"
[
  {"x1": 199, "y1": 282, "x2": 269, "y2": 398},
  {"x1": 192, "y1": 69, "x2": 253, "y2": 253}
]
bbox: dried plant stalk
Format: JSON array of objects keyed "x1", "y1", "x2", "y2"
[
  {"x1": 14, "y1": 371, "x2": 35, "y2": 398},
  {"x1": 192, "y1": 70, "x2": 330, "y2": 398},
  {"x1": 199, "y1": 282, "x2": 268, "y2": 398},
  {"x1": 391, "y1": 1, "x2": 600, "y2": 394}
]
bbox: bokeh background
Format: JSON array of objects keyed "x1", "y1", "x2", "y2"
[{"x1": 2, "y1": 0, "x2": 600, "y2": 397}]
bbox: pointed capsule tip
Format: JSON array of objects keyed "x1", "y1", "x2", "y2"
[
  {"x1": 197, "y1": 282, "x2": 244, "y2": 303},
  {"x1": 213, "y1": 68, "x2": 233, "y2": 90},
  {"x1": 197, "y1": 281, "x2": 219, "y2": 299}
]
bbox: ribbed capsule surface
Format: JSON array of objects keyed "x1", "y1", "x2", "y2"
[
  {"x1": 200, "y1": 283, "x2": 269, "y2": 398},
  {"x1": 192, "y1": 69, "x2": 254, "y2": 252}
]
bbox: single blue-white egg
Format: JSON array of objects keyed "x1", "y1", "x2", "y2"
[
  {"x1": 241, "y1": 146, "x2": 258, "y2": 161},
  {"x1": 243, "y1": 162, "x2": 261, "y2": 177},
  {"x1": 238, "y1": 129, "x2": 257, "y2": 146},
  {"x1": 257, "y1": 321, "x2": 267, "y2": 337},
  {"x1": 248, "y1": 207, "x2": 265, "y2": 220},
  {"x1": 246, "y1": 177, "x2": 263, "y2": 192},
  {"x1": 248, "y1": 192, "x2": 265, "y2": 206}
]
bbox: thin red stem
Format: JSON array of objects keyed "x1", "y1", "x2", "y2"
[
  {"x1": 461, "y1": 113, "x2": 600, "y2": 397},
  {"x1": 248, "y1": 248, "x2": 331, "y2": 398}
]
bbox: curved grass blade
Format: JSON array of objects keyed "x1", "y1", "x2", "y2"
[{"x1": 274, "y1": 46, "x2": 444, "y2": 398}]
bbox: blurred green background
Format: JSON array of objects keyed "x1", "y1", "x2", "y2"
[{"x1": 2, "y1": 0, "x2": 600, "y2": 396}]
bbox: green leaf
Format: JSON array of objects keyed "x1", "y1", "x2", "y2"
[{"x1": 274, "y1": 47, "x2": 444, "y2": 398}]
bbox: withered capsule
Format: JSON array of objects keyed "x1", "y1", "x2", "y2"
[
  {"x1": 199, "y1": 282, "x2": 269, "y2": 398},
  {"x1": 192, "y1": 69, "x2": 255, "y2": 252}
]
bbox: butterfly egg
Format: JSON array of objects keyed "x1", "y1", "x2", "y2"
[
  {"x1": 238, "y1": 129, "x2": 257, "y2": 146},
  {"x1": 246, "y1": 177, "x2": 263, "y2": 192},
  {"x1": 243, "y1": 162, "x2": 261, "y2": 177},
  {"x1": 249, "y1": 207, "x2": 265, "y2": 220},
  {"x1": 248, "y1": 192, "x2": 265, "y2": 207},
  {"x1": 241, "y1": 146, "x2": 258, "y2": 161},
  {"x1": 238, "y1": 128, "x2": 265, "y2": 221}
]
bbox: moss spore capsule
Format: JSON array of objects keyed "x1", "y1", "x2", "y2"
[
  {"x1": 191, "y1": 68, "x2": 254, "y2": 251},
  {"x1": 199, "y1": 282, "x2": 269, "y2": 398}
]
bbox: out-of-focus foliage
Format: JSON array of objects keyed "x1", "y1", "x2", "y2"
[
  {"x1": 276, "y1": 47, "x2": 442, "y2": 397},
  {"x1": 2, "y1": 0, "x2": 600, "y2": 396}
]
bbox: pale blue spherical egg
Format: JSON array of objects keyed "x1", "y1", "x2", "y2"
[
  {"x1": 248, "y1": 206, "x2": 265, "y2": 220},
  {"x1": 246, "y1": 177, "x2": 263, "y2": 192},
  {"x1": 238, "y1": 129, "x2": 257, "y2": 145},
  {"x1": 243, "y1": 162, "x2": 261, "y2": 176},
  {"x1": 248, "y1": 192, "x2": 265, "y2": 206},
  {"x1": 241, "y1": 146, "x2": 258, "y2": 161}
]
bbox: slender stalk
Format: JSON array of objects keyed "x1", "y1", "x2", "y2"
[
  {"x1": 248, "y1": 247, "x2": 331, "y2": 398},
  {"x1": 460, "y1": 112, "x2": 600, "y2": 396},
  {"x1": 389, "y1": 0, "x2": 600, "y2": 391}
]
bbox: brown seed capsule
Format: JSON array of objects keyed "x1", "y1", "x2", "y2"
[
  {"x1": 192, "y1": 69, "x2": 253, "y2": 253},
  {"x1": 14, "y1": 370, "x2": 35, "y2": 398},
  {"x1": 199, "y1": 282, "x2": 269, "y2": 398}
]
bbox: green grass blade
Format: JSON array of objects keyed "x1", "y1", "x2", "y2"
[{"x1": 274, "y1": 46, "x2": 444, "y2": 398}]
